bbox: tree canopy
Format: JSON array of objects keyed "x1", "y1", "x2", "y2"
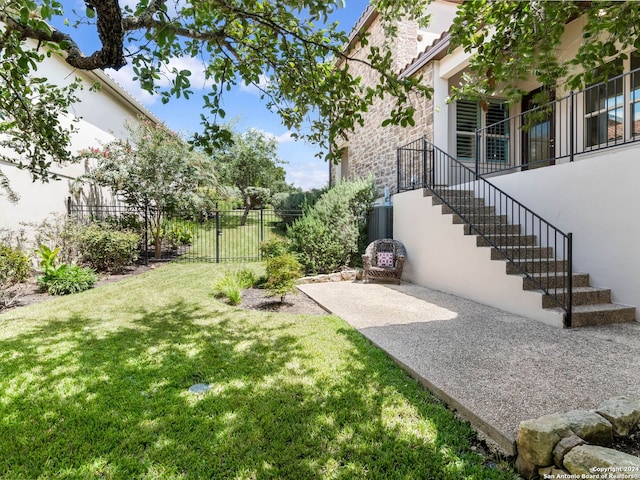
[
  {"x1": 449, "y1": 1, "x2": 640, "y2": 104},
  {"x1": 214, "y1": 128, "x2": 290, "y2": 225},
  {"x1": 0, "y1": 0, "x2": 431, "y2": 199},
  {"x1": 5, "y1": 0, "x2": 638, "y2": 202}
]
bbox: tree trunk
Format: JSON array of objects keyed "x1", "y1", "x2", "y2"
[{"x1": 240, "y1": 196, "x2": 251, "y2": 226}]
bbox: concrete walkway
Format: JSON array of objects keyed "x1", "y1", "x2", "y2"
[{"x1": 298, "y1": 281, "x2": 640, "y2": 456}]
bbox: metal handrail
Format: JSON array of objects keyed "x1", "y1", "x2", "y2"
[
  {"x1": 397, "y1": 137, "x2": 573, "y2": 326},
  {"x1": 475, "y1": 66, "x2": 640, "y2": 177}
]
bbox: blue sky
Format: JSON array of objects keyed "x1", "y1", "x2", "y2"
[{"x1": 56, "y1": 1, "x2": 368, "y2": 190}]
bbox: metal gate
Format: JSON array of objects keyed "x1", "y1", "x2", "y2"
[
  {"x1": 67, "y1": 198, "x2": 301, "y2": 263},
  {"x1": 165, "y1": 207, "x2": 302, "y2": 263}
]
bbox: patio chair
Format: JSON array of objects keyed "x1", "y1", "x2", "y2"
[{"x1": 362, "y1": 238, "x2": 406, "y2": 284}]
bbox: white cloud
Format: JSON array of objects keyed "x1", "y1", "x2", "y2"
[
  {"x1": 286, "y1": 161, "x2": 329, "y2": 190},
  {"x1": 253, "y1": 129, "x2": 296, "y2": 144},
  {"x1": 105, "y1": 55, "x2": 213, "y2": 107},
  {"x1": 239, "y1": 74, "x2": 270, "y2": 95},
  {"x1": 106, "y1": 65, "x2": 157, "y2": 106},
  {"x1": 160, "y1": 56, "x2": 213, "y2": 90},
  {"x1": 274, "y1": 131, "x2": 295, "y2": 144}
]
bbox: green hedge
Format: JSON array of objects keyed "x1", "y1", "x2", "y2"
[
  {"x1": 79, "y1": 224, "x2": 140, "y2": 273},
  {"x1": 288, "y1": 178, "x2": 375, "y2": 274}
]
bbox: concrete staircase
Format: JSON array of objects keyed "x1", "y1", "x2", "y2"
[{"x1": 426, "y1": 189, "x2": 636, "y2": 327}]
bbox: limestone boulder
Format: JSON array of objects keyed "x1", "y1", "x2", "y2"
[
  {"x1": 564, "y1": 445, "x2": 640, "y2": 479},
  {"x1": 517, "y1": 413, "x2": 574, "y2": 467},
  {"x1": 538, "y1": 466, "x2": 570, "y2": 479},
  {"x1": 596, "y1": 396, "x2": 640, "y2": 437},
  {"x1": 553, "y1": 434, "x2": 586, "y2": 468},
  {"x1": 563, "y1": 410, "x2": 613, "y2": 446}
]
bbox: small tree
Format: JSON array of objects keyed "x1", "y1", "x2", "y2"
[
  {"x1": 81, "y1": 120, "x2": 217, "y2": 259},
  {"x1": 264, "y1": 254, "x2": 303, "y2": 303},
  {"x1": 214, "y1": 129, "x2": 290, "y2": 226}
]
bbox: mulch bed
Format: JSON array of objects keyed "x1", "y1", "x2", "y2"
[
  {"x1": 240, "y1": 287, "x2": 329, "y2": 315},
  {"x1": 1, "y1": 263, "x2": 155, "y2": 311},
  {"x1": 612, "y1": 428, "x2": 640, "y2": 457},
  {"x1": 3, "y1": 265, "x2": 329, "y2": 317}
]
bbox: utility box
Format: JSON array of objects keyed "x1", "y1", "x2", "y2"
[{"x1": 367, "y1": 205, "x2": 393, "y2": 243}]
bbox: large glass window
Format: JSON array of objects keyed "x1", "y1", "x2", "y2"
[
  {"x1": 456, "y1": 99, "x2": 509, "y2": 162},
  {"x1": 585, "y1": 58, "x2": 624, "y2": 147},
  {"x1": 630, "y1": 53, "x2": 640, "y2": 137}
]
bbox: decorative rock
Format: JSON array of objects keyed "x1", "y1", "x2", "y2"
[
  {"x1": 596, "y1": 396, "x2": 640, "y2": 437},
  {"x1": 564, "y1": 445, "x2": 640, "y2": 479},
  {"x1": 563, "y1": 410, "x2": 613, "y2": 446},
  {"x1": 329, "y1": 273, "x2": 343, "y2": 282},
  {"x1": 538, "y1": 466, "x2": 570, "y2": 479},
  {"x1": 340, "y1": 270, "x2": 357, "y2": 281},
  {"x1": 517, "y1": 413, "x2": 574, "y2": 467},
  {"x1": 515, "y1": 454, "x2": 537, "y2": 480},
  {"x1": 316, "y1": 274, "x2": 330, "y2": 283},
  {"x1": 553, "y1": 434, "x2": 586, "y2": 468}
]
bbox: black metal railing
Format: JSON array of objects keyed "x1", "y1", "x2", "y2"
[
  {"x1": 397, "y1": 138, "x2": 573, "y2": 326},
  {"x1": 475, "y1": 67, "x2": 640, "y2": 177}
]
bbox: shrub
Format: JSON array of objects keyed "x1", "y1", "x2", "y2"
[
  {"x1": 212, "y1": 268, "x2": 257, "y2": 305},
  {"x1": 37, "y1": 264, "x2": 98, "y2": 296},
  {"x1": 78, "y1": 224, "x2": 140, "y2": 272},
  {"x1": 35, "y1": 244, "x2": 98, "y2": 295},
  {"x1": 104, "y1": 213, "x2": 143, "y2": 233},
  {"x1": 287, "y1": 178, "x2": 376, "y2": 274},
  {"x1": 0, "y1": 244, "x2": 31, "y2": 308},
  {"x1": 30, "y1": 214, "x2": 84, "y2": 265},
  {"x1": 259, "y1": 236, "x2": 291, "y2": 260},
  {"x1": 163, "y1": 222, "x2": 193, "y2": 250},
  {"x1": 272, "y1": 188, "x2": 326, "y2": 226},
  {"x1": 264, "y1": 254, "x2": 303, "y2": 303}
]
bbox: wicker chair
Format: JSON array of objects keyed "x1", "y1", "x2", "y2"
[{"x1": 362, "y1": 239, "x2": 406, "y2": 284}]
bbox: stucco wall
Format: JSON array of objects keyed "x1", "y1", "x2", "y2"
[
  {"x1": 0, "y1": 47, "x2": 155, "y2": 240},
  {"x1": 393, "y1": 188, "x2": 564, "y2": 327},
  {"x1": 488, "y1": 146, "x2": 640, "y2": 319}
]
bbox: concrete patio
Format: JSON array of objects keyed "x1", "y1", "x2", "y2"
[{"x1": 298, "y1": 281, "x2": 640, "y2": 456}]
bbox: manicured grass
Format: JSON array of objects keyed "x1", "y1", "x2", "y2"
[
  {"x1": 0, "y1": 263, "x2": 517, "y2": 479},
  {"x1": 177, "y1": 209, "x2": 288, "y2": 262}
]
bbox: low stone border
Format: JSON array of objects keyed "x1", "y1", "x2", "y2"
[
  {"x1": 516, "y1": 396, "x2": 640, "y2": 479},
  {"x1": 297, "y1": 269, "x2": 363, "y2": 284}
]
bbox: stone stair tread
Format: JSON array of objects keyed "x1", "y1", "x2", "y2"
[
  {"x1": 427, "y1": 188, "x2": 636, "y2": 327},
  {"x1": 570, "y1": 303, "x2": 635, "y2": 313},
  {"x1": 541, "y1": 286, "x2": 610, "y2": 294},
  {"x1": 546, "y1": 303, "x2": 636, "y2": 327},
  {"x1": 525, "y1": 271, "x2": 589, "y2": 279}
]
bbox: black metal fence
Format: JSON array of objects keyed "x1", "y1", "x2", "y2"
[{"x1": 67, "y1": 198, "x2": 302, "y2": 263}]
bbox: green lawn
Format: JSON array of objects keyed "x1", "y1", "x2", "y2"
[
  {"x1": 173, "y1": 209, "x2": 290, "y2": 262},
  {"x1": 0, "y1": 263, "x2": 517, "y2": 479}
]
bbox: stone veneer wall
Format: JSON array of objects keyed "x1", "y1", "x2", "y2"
[{"x1": 333, "y1": 14, "x2": 436, "y2": 195}]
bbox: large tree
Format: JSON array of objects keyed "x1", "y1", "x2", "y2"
[
  {"x1": 0, "y1": 0, "x2": 432, "y2": 200},
  {"x1": 81, "y1": 119, "x2": 217, "y2": 259},
  {"x1": 449, "y1": 1, "x2": 640, "y2": 103},
  {"x1": 215, "y1": 128, "x2": 289, "y2": 226}
]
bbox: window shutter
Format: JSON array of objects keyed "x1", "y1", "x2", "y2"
[{"x1": 456, "y1": 100, "x2": 478, "y2": 161}]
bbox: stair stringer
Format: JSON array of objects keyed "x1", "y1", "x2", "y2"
[{"x1": 393, "y1": 188, "x2": 565, "y2": 327}]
